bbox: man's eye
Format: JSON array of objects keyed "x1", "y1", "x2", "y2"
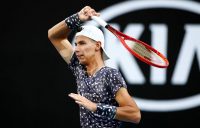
[
  {"x1": 80, "y1": 42, "x2": 86, "y2": 45},
  {"x1": 76, "y1": 41, "x2": 86, "y2": 46}
]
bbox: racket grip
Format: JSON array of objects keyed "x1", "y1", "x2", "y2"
[{"x1": 91, "y1": 16, "x2": 107, "y2": 28}]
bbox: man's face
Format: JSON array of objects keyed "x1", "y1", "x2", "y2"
[{"x1": 75, "y1": 35, "x2": 98, "y2": 64}]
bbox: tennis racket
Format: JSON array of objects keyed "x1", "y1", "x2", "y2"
[{"x1": 91, "y1": 16, "x2": 169, "y2": 68}]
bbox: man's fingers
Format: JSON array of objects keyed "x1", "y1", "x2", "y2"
[
  {"x1": 75, "y1": 100, "x2": 82, "y2": 105},
  {"x1": 78, "y1": 6, "x2": 100, "y2": 21},
  {"x1": 95, "y1": 12, "x2": 100, "y2": 16},
  {"x1": 68, "y1": 93, "x2": 78, "y2": 100},
  {"x1": 68, "y1": 93, "x2": 85, "y2": 101}
]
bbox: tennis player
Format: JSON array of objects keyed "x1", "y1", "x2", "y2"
[{"x1": 48, "y1": 6, "x2": 141, "y2": 128}]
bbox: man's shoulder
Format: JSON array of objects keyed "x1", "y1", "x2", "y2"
[{"x1": 104, "y1": 66, "x2": 119, "y2": 73}]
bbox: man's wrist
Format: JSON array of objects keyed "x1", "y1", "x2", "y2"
[
  {"x1": 96, "y1": 103, "x2": 117, "y2": 119},
  {"x1": 65, "y1": 13, "x2": 83, "y2": 31}
]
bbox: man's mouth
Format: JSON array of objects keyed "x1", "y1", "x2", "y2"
[{"x1": 76, "y1": 55, "x2": 84, "y2": 59}]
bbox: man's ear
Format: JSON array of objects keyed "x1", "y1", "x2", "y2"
[{"x1": 95, "y1": 41, "x2": 101, "y2": 51}]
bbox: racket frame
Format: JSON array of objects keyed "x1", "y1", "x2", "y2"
[
  {"x1": 91, "y1": 16, "x2": 169, "y2": 68},
  {"x1": 106, "y1": 25, "x2": 169, "y2": 68}
]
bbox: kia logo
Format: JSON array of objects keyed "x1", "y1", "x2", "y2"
[{"x1": 85, "y1": 0, "x2": 200, "y2": 112}]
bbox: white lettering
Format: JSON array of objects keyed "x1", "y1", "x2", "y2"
[
  {"x1": 105, "y1": 24, "x2": 145, "y2": 84},
  {"x1": 172, "y1": 24, "x2": 200, "y2": 85},
  {"x1": 150, "y1": 24, "x2": 168, "y2": 85}
]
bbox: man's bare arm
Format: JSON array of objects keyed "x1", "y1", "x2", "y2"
[
  {"x1": 48, "y1": 6, "x2": 100, "y2": 64},
  {"x1": 48, "y1": 20, "x2": 73, "y2": 64}
]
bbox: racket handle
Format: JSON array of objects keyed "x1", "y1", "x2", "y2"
[{"x1": 91, "y1": 16, "x2": 108, "y2": 28}]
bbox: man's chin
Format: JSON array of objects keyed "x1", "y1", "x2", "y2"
[{"x1": 78, "y1": 60, "x2": 86, "y2": 65}]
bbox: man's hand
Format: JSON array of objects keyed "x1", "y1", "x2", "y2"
[
  {"x1": 78, "y1": 6, "x2": 100, "y2": 22},
  {"x1": 68, "y1": 93, "x2": 97, "y2": 112}
]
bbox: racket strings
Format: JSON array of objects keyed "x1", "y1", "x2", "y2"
[
  {"x1": 125, "y1": 40, "x2": 163, "y2": 64},
  {"x1": 134, "y1": 43, "x2": 151, "y2": 59},
  {"x1": 125, "y1": 40, "x2": 151, "y2": 58}
]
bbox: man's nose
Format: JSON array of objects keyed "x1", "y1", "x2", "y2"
[{"x1": 75, "y1": 46, "x2": 80, "y2": 52}]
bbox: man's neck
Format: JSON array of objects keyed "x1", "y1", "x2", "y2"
[{"x1": 86, "y1": 59, "x2": 105, "y2": 76}]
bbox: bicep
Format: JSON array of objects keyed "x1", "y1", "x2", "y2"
[
  {"x1": 115, "y1": 87, "x2": 137, "y2": 107},
  {"x1": 114, "y1": 87, "x2": 141, "y2": 123}
]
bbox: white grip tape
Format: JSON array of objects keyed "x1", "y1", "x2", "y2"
[{"x1": 91, "y1": 16, "x2": 108, "y2": 27}]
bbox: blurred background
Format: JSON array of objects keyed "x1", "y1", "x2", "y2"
[{"x1": 1, "y1": 0, "x2": 199, "y2": 128}]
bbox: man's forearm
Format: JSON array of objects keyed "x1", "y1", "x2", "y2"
[{"x1": 48, "y1": 20, "x2": 71, "y2": 41}]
